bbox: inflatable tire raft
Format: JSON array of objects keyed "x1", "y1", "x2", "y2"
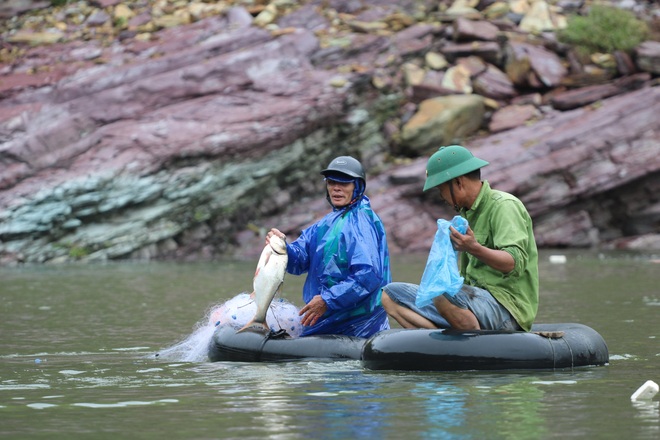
[
  {"x1": 361, "y1": 323, "x2": 608, "y2": 371},
  {"x1": 208, "y1": 324, "x2": 365, "y2": 362},
  {"x1": 208, "y1": 323, "x2": 608, "y2": 371}
]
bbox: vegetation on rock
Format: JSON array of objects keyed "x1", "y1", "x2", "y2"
[{"x1": 558, "y1": 5, "x2": 649, "y2": 55}]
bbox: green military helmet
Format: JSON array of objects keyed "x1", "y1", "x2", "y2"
[
  {"x1": 321, "y1": 156, "x2": 366, "y2": 182},
  {"x1": 423, "y1": 145, "x2": 489, "y2": 191}
]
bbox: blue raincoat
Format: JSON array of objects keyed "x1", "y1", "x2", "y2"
[{"x1": 286, "y1": 195, "x2": 391, "y2": 337}]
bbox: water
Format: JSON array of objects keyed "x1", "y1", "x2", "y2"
[{"x1": 1, "y1": 250, "x2": 659, "y2": 439}]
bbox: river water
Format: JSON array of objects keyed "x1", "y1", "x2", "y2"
[{"x1": 1, "y1": 250, "x2": 658, "y2": 439}]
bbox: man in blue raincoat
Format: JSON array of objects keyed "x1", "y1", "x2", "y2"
[{"x1": 267, "y1": 156, "x2": 391, "y2": 337}]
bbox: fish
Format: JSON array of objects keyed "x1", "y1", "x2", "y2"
[{"x1": 238, "y1": 234, "x2": 288, "y2": 334}]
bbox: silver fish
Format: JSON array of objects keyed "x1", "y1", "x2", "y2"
[{"x1": 238, "y1": 235, "x2": 288, "y2": 333}]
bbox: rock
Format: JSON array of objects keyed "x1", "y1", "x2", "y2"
[
  {"x1": 488, "y1": 104, "x2": 540, "y2": 132},
  {"x1": 441, "y1": 64, "x2": 473, "y2": 93},
  {"x1": 549, "y1": 73, "x2": 651, "y2": 110},
  {"x1": 446, "y1": 0, "x2": 481, "y2": 17},
  {"x1": 505, "y1": 40, "x2": 568, "y2": 88},
  {"x1": 402, "y1": 62, "x2": 426, "y2": 86},
  {"x1": 0, "y1": 0, "x2": 49, "y2": 19},
  {"x1": 425, "y1": 51, "x2": 449, "y2": 70},
  {"x1": 519, "y1": 0, "x2": 558, "y2": 33},
  {"x1": 254, "y1": 3, "x2": 278, "y2": 27},
  {"x1": 607, "y1": 233, "x2": 660, "y2": 251},
  {"x1": 441, "y1": 41, "x2": 502, "y2": 65},
  {"x1": 90, "y1": 0, "x2": 123, "y2": 7},
  {"x1": 509, "y1": 0, "x2": 531, "y2": 15},
  {"x1": 86, "y1": 10, "x2": 112, "y2": 27},
  {"x1": 6, "y1": 29, "x2": 65, "y2": 45},
  {"x1": 453, "y1": 16, "x2": 500, "y2": 41},
  {"x1": 0, "y1": 0, "x2": 658, "y2": 264},
  {"x1": 636, "y1": 40, "x2": 660, "y2": 75},
  {"x1": 533, "y1": 210, "x2": 599, "y2": 247},
  {"x1": 114, "y1": 4, "x2": 135, "y2": 21},
  {"x1": 389, "y1": 23, "x2": 437, "y2": 57},
  {"x1": 471, "y1": 62, "x2": 518, "y2": 100},
  {"x1": 374, "y1": 85, "x2": 660, "y2": 252},
  {"x1": 408, "y1": 82, "x2": 460, "y2": 103},
  {"x1": 614, "y1": 50, "x2": 638, "y2": 76},
  {"x1": 400, "y1": 94, "x2": 486, "y2": 154},
  {"x1": 474, "y1": 85, "x2": 660, "y2": 243}
]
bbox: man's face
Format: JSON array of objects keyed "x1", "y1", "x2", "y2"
[
  {"x1": 326, "y1": 179, "x2": 355, "y2": 208},
  {"x1": 437, "y1": 181, "x2": 452, "y2": 206}
]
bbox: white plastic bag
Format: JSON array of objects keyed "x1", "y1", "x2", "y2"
[{"x1": 415, "y1": 215, "x2": 468, "y2": 308}]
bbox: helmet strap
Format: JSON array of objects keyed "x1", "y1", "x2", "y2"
[{"x1": 449, "y1": 179, "x2": 460, "y2": 212}]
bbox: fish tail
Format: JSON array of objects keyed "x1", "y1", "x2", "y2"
[{"x1": 237, "y1": 319, "x2": 270, "y2": 334}]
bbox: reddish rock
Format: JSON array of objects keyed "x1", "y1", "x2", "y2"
[
  {"x1": 472, "y1": 64, "x2": 518, "y2": 100},
  {"x1": 408, "y1": 83, "x2": 458, "y2": 103},
  {"x1": 441, "y1": 41, "x2": 502, "y2": 65},
  {"x1": 488, "y1": 104, "x2": 539, "y2": 133},
  {"x1": 453, "y1": 17, "x2": 500, "y2": 41},
  {"x1": 0, "y1": 0, "x2": 658, "y2": 265},
  {"x1": 362, "y1": 86, "x2": 660, "y2": 252},
  {"x1": 505, "y1": 41, "x2": 567, "y2": 88},
  {"x1": 550, "y1": 73, "x2": 651, "y2": 110}
]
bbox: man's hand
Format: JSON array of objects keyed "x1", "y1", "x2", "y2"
[
  {"x1": 266, "y1": 228, "x2": 286, "y2": 245},
  {"x1": 449, "y1": 225, "x2": 478, "y2": 253},
  {"x1": 299, "y1": 295, "x2": 328, "y2": 327},
  {"x1": 449, "y1": 226, "x2": 515, "y2": 274}
]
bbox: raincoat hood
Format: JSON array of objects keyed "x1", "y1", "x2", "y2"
[{"x1": 325, "y1": 178, "x2": 366, "y2": 210}]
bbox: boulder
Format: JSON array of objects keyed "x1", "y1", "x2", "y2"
[
  {"x1": 505, "y1": 41, "x2": 568, "y2": 88},
  {"x1": 400, "y1": 95, "x2": 486, "y2": 154},
  {"x1": 636, "y1": 40, "x2": 660, "y2": 75}
]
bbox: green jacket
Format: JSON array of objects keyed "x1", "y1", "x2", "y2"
[{"x1": 459, "y1": 181, "x2": 539, "y2": 331}]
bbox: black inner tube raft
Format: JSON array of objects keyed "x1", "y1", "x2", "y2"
[
  {"x1": 208, "y1": 324, "x2": 365, "y2": 362},
  {"x1": 208, "y1": 322, "x2": 609, "y2": 371},
  {"x1": 361, "y1": 323, "x2": 609, "y2": 371}
]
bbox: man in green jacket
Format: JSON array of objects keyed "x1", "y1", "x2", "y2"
[{"x1": 382, "y1": 145, "x2": 539, "y2": 331}]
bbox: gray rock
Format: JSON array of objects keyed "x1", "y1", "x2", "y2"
[{"x1": 636, "y1": 41, "x2": 660, "y2": 75}]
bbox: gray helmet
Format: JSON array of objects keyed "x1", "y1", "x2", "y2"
[{"x1": 321, "y1": 156, "x2": 366, "y2": 182}]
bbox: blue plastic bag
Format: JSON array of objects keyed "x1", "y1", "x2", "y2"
[{"x1": 415, "y1": 215, "x2": 469, "y2": 308}]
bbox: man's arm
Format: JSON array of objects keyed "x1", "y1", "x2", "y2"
[{"x1": 449, "y1": 226, "x2": 515, "y2": 274}]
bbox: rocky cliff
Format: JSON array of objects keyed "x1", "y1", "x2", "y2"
[{"x1": 1, "y1": 0, "x2": 659, "y2": 264}]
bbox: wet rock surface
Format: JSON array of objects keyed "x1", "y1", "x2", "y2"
[{"x1": 0, "y1": 0, "x2": 659, "y2": 264}]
